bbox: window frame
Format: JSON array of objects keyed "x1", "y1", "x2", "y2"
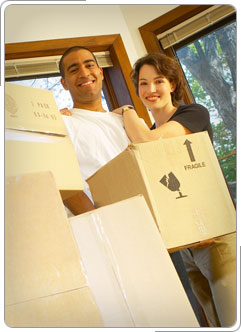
[
  {"x1": 139, "y1": 5, "x2": 215, "y2": 104},
  {"x1": 5, "y1": 34, "x2": 152, "y2": 127}
]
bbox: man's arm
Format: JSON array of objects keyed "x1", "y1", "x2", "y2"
[{"x1": 63, "y1": 191, "x2": 95, "y2": 215}]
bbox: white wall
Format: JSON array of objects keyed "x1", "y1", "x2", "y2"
[{"x1": 4, "y1": 4, "x2": 178, "y2": 65}]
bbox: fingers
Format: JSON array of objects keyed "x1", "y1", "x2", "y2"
[
  {"x1": 60, "y1": 108, "x2": 72, "y2": 116},
  {"x1": 189, "y1": 239, "x2": 215, "y2": 249}
]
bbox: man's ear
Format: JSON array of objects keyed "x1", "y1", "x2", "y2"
[
  {"x1": 61, "y1": 77, "x2": 68, "y2": 91},
  {"x1": 99, "y1": 67, "x2": 104, "y2": 81}
]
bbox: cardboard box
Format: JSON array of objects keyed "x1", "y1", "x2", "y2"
[
  {"x1": 5, "y1": 172, "x2": 103, "y2": 327},
  {"x1": 5, "y1": 82, "x2": 83, "y2": 200},
  {"x1": 87, "y1": 132, "x2": 236, "y2": 251},
  {"x1": 70, "y1": 195, "x2": 199, "y2": 327}
]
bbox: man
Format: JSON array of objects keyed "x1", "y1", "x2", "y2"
[{"x1": 59, "y1": 46, "x2": 130, "y2": 215}]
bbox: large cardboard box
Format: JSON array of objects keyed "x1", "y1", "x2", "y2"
[
  {"x1": 70, "y1": 195, "x2": 199, "y2": 327},
  {"x1": 87, "y1": 132, "x2": 236, "y2": 251},
  {"x1": 5, "y1": 172, "x2": 103, "y2": 327},
  {"x1": 5, "y1": 82, "x2": 83, "y2": 200}
]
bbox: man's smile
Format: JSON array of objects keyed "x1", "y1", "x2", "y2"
[{"x1": 78, "y1": 80, "x2": 95, "y2": 87}]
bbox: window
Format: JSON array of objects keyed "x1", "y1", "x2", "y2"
[
  {"x1": 139, "y1": 5, "x2": 236, "y2": 202},
  {"x1": 174, "y1": 19, "x2": 236, "y2": 186},
  {"x1": 7, "y1": 77, "x2": 109, "y2": 111}
]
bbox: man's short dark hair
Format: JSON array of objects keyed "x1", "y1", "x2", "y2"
[{"x1": 59, "y1": 46, "x2": 99, "y2": 78}]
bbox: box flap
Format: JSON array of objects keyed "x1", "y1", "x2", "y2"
[
  {"x1": 5, "y1": 129, "x2": 84, "y2": 197},
  {"x1": 5, "y1": 287, "x2": 103, "y2": 327},
  {"x1": 5, "y1": 82, "x2": 67, "y2": 136}
]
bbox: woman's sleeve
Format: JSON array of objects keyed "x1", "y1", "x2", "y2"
[{"x1": 172, "y1": 104, "x2": 211, "y2": 134}]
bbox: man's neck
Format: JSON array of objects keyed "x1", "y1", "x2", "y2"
[{"x1": 73, "y1": 100, "x2": 106, "y2": 112}]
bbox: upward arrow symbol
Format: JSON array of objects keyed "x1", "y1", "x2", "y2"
[{"x1": 184, "y1": 139, "x2": 195, "y2": 162}]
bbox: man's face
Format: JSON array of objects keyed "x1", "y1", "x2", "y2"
[{"x1": 61, "y1": 49, "x2": 104, "y2": 107}]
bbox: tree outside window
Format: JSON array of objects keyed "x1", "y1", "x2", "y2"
[{"x1": 175, "y1": 20, "x2": 236, "y2": 201}]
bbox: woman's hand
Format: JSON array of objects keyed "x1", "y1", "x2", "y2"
[{"x1": 60, "y1": 108, "x2": 72, "y2": 116}]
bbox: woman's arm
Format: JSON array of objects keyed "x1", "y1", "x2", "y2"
[{"x1": 113, "y1": 106, "x2": 192, "y2": 142}]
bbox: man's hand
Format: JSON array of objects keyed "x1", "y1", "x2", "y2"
[
  {"x1": 60, "y1": 108, "x2": 72, "y2": 116},
  {"x1": 189, "y1": 239, "x2": 215, "y2": 249}
]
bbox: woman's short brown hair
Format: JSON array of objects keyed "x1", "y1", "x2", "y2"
[{"x1": 131, "y1": 52, "x2": 185, "y2": 107}]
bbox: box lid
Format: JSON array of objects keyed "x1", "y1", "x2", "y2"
[
  {"x1": 5, "y1": 82, "x2": 67, "y2": 136},
  {"x1": 5, "y1": 129, "x2": 84, "y2": 199}
]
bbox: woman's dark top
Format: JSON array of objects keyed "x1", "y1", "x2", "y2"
[{"x1": 150, "y1": 103, "x2": 213, "y2": 142}]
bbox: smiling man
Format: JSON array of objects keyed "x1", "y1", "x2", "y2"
[
  {"x1": 59, "y1": 46, "x2": 130, "y2": 215},
  {"x1": 60, "y1": 46, "x2": 105, "y2": 111}
]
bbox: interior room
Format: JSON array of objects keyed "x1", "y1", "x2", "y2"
[{"x1": 4, "y1": 2, "x2": 237, "y2": 329}]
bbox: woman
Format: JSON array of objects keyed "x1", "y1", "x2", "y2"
[{"x1": 113, "y1": 53, "x2": 236, "y2": 327}]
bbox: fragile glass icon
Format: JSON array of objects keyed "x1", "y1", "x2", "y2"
[{"x1": 160, "y1": 172, "x2": 187, "y2": 199}]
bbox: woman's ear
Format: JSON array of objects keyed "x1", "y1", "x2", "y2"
[{"x1": 170, "y1": 81, "x2": 176, "y2": 92}]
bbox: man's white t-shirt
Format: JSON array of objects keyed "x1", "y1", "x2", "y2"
[{"x1": 62, "y1": 108, "x2": 130, "y2": 200}]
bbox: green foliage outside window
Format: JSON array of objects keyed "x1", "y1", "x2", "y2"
[{"x1": 176, "y1": 21, "x2": 236, "y2": 184}]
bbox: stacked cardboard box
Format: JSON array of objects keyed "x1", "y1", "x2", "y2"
[
  {"x1": 5, "y1": 82, "x2": 83, "y2": 200},
  {"x1": 70, "y1": 195, "x2": 199, "y2": 327},
  {"x1": 5, "y1": 172, "x2": 199, "y2": 327},
  {"x1": 5, "y1": 172, "x2": 103, "y2": 327},
  {"x1": 87, "y1": 132, "x2": 236, "y2": 251}
]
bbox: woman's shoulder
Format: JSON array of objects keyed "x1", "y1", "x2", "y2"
[{"x1": 178, "y1": 103, "x2": 208, "y2": 112}]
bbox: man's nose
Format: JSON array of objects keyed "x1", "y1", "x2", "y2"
[{"x1": 78, "y1": 66, "x2": 89, "y2": 77}]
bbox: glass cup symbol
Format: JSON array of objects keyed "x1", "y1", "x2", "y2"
[{"x1": 160, "y1": 172, "x2": 187, "y2": 199}]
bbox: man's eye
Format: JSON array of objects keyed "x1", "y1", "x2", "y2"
[
  {"x1": 86, "y1": 63, "x2": 95, "y2": 68},
  {"x1": 139, "y1": 82, "x2": 147, "y2": 86},
  {"x1": 70, "y1": 68, "x2": 77, "y2": 73}
]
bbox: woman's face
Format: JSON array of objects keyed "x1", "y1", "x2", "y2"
[{"x1": 138, "y1": 64, "x2": 175, "y2": 112}]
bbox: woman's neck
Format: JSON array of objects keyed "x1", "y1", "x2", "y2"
[{"x1": 151, "y1": 105, "x2": 177, "y2": 127}]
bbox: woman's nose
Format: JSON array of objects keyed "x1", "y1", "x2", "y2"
[{"x1": 149, "y1": 82, "x2": 156, "y2": 92}]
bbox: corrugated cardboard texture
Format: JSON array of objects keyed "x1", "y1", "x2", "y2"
[
  {"x1": 5, "y1": 82, "x2": 67, "y2": 135},
  {"x1": 70, "y1": 196, "x2": 199, "y2": 327},
  {"x1": 5, "y1": 287, "x2": 103, "y2": 327},
  {"x1": 5, "y1": 172, "x2": 87, "y2": 306},
  {"x1": 5, "y1": 129, "x2": 83, "y2": 200},
  {"x1": 87, "y1": 132, "x2": 236, "y2": 250}
]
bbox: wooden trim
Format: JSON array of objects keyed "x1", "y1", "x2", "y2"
[
  {"x1": 138, "y1": 5, "x2": 213, "y2": 104},
  {"x1": 5, "y1": 35, "x2": 118, "y2": 60},
  {"x1": 5, "y1": 34, "x2": 151, "y2": 126},
  {"x1": 102, "y1": 69, "x2": 119, "y2": 110},
  {"x1": 108, "y1": 35, "x2": 151, "y2": 126},
  {"x1": 139, "y1": 5, "x2": 213, "y2": 54}
]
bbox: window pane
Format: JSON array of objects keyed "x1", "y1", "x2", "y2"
[
  {"x1": 175, "y1": 21, "x2": 236, "y2": 200},
  {"x1": 8, "y1": 76, "x2": 109, "y2": 111}
]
